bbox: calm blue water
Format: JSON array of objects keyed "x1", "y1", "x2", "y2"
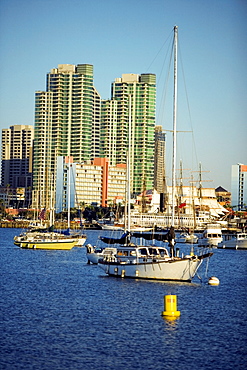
[{"x1": 0, "y1": 228, "x2": 246, "y2": 370}]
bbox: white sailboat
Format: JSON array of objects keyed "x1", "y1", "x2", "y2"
[{"x1": 98, "y1": 26, "x2": 213, "y2": 281}]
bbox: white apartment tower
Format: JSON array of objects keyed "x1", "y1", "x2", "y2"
[{"x1": 231, "y1": 164, "x2": 247, "y2": 211}]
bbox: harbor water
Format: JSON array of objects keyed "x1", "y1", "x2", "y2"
[{"x1": 1, "y1": 228, "x2": 246, "y2": 370}]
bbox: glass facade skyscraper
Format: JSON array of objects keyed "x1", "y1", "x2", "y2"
[
  {"x1": 101, "y1": 73, "x2": 156, "y2": 195},
  {"x1": 33, "y1": 64, "x2": 100, "y2": 209}
]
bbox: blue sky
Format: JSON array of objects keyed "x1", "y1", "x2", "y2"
[{"x1": 0, "y1": 0, "x2": 246, "y2": 191}]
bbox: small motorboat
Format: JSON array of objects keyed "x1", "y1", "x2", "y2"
[
  {"x1": 198, "y1": 224, "x2": 222, "y2": 247},
  {"x1": 218, "y1": 233, "x2": 247, "y2": 250}
]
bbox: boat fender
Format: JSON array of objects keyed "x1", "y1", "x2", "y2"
[
  {"x1": 208, "y1": 276, "x2": 220, "y2": 285},
  {"x1": 86, "y1": 244, "x2": 93, "y2": 253}
]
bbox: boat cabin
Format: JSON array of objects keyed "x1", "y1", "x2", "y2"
[{"x1": 115, "y1": 246, "x2": 170, "y2": 261}]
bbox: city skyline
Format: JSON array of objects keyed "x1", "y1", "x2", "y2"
[
  {"x1": 0, "y1": 0, "x2": 246, "y2": 191},
  {"x1": 33, "y1": 64, "x2": 159, "y2": 206}
]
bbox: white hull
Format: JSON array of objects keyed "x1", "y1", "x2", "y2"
[
  {"x1": 198, "y1": 236, "x2": 222, "y2": 247},
  {"x1": 198, "y1": 224, "x2": 222, "y2": 247},
  {"x1": 87, "y1": 252, "x2": 103, "y2": 264},
  {"x1": 98, "y1": 255, "x2": 208, "y2": 282},
  {"x1": 176, "y1": 233, "x2": 198, "y2": 244},
  {"x1": 86, "y1": 245, "x2": 117, "y2": 264},
  {"x1": 218, "y1": 234, "x2": 247, "y2": 250},
  {"x1": 101, "y1": 224, "x2": 124, "y2": 231}
]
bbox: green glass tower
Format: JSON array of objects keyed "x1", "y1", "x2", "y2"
[
  {"x1": 101, "y1": 73, "x2": 156, "y2": 195},
  {"x1": 33, "y1": 64, "x2": 100, "y2": 209}
]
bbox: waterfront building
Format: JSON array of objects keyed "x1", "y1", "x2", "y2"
[
  {"x1": 55, "y1": 156, "x2": 126, "y2": 212},
  {"x1": 215, "y1": 186, "x2": 231, "y2": 207},
  {"x1": 33, "y1": 64, "x2": 100, "y2": 210},
  {"x1": 231, "y1": 164, "x2": 247, "y2": 211},
  {"x1": 154, "y1": 126, "x2": 166, "y2": 193},
  {"x1": 132, "y1": 185, "x2": 227, "y2": 229},
  {"x1": 101, "y1": 73, "x2": 156, "y2": 195},
  {"x1": 91, "y1": 86, "x2": 101, "y2": 159},
  {"x1": 100, "y1": 99, "x2": 118, "y2": 165},
  {"x1": 1, "y1": 125, "x2": 33, "y2": 189}
]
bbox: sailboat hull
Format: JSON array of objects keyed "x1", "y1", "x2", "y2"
[
  {"x1": 15, "y1": 239, "x2": 78, "y2": 250},
  {"x1": 98, "y1": 253, "x2": 212, "y2": 282}
]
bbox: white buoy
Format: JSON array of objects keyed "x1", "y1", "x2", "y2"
[{"x1": 208, "y1": 276, "x2": 220, "y2": 286}]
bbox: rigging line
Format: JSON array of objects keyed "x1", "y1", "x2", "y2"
[
  {"x1": 156, "y1": 37, "x2": 174, "y2": 126},
  {"x1": 145, "y1": 29, "x2": 173, "y2": 72},
  {"x1": 156, "y1": 35, "x2": 174, "y2": 88},
  {"x1": 177, "y1": 40, "x2": 199, "y2": 170}
]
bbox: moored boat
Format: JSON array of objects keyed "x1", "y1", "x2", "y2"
[
  {"x1": 176, "y1": 232, "x2": 198, "y2": 244},
  {"x1": 218, "y1": 232, "x2": 247, "y2": 250},
  {"x1": 86, "y1": 244, "x2": 117, "y2": 264},
  {"x1": 14, "y1": 234, "x2": 78, "y2": 250},
  {"x1": 198, "y1": 223, "x2": 222, "y2": 247},
  {"x1": 97, "y1": 26, "x2": 213, "y2": 282},
  {"x1": 98, "y1": 243, "x2": 212, "y2": 282}
]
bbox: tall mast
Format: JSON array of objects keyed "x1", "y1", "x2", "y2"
[
  {"x1": 127, "y1": 94, "x2": 131, "y2": 232},
  {"x1": 171, "y1": 25, "x2": 178, "y2": 226}
]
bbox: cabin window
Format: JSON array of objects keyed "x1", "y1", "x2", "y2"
[{"x1": 158, "y1": 249, "x2": 166, "y2": 257}]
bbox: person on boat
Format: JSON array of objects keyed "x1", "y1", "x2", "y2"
[{"x1": 167, "y1": 226, "x2": 176, "y2": 257}]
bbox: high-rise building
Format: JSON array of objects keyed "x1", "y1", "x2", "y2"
[
  {"x1": 100, "y1": 99, "x2": 118, "y2": 165},
  {"x1": 101, "y1": 73, "x2": 156, "y2": 195},
  {"x1": 1, "y1": 125, "x2": 33, "y2": 188},
  {"x1": 231, "y1": 164, "x2": 247, "y2": 211},
  {"x1": 33, "y1": 64, "x2": 100, "y2": 209},
  {"x1": 154, "y1": 126, "x2": 166, "y2": 193},
  {"x1": 55, "y1": 156, "x2": 126, "y2": 211}
]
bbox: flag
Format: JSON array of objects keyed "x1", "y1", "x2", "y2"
[
  {"x1": 179, "y1": 202, "x2": 186, "y2": 209},
  {"x1": 38, "y1": 208, "x2": 46, "y2": 220}
]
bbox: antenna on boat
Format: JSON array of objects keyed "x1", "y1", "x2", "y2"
[{"x1": 171, "y1": 25, "x2": 178, "y2": 227}]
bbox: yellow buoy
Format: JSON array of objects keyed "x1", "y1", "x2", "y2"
[
  {"x1": 162, "y1": 295, "x2": 180, "y2": 319},
  {"x1": 208, "y1": 276, "x2": 220, "y2": 286}
]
